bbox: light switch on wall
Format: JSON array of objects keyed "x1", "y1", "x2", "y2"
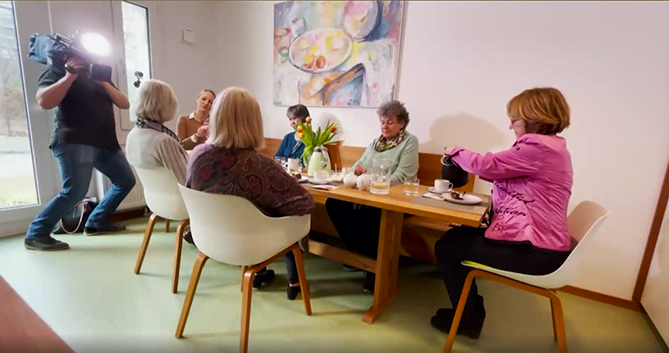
[{"x1": 182, "y1": 29, "x2": 196, "y2": 44}]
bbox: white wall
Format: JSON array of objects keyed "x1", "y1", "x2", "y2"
[
  {"x1": 215, "y1": 1, "x2": 669, "y2": 300},
  {"x1": 151, "y1": 1, "x2": 219, "y2": 132}
]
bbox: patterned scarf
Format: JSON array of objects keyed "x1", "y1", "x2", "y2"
[
  {"x1": 135, "y1": 117, "x2": 179, "y2": 141},
  {"x1": 374, "y1": 128, "x2": 408, "y2": 152}
]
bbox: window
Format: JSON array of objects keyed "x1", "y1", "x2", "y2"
[
  {"x1": 0, "y1": 1, "x2": 38, "y2": 209},
  {"x1": 121, "y1": 1, "x2": 151, "y2": 122}
]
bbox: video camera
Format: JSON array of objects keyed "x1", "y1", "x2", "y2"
[{"x1": 28, "y1": 32, "x2": 112, "y2": 82}]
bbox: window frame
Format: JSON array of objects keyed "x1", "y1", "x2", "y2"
[{"x1": 111, "y1": 0, "x2": 160, "y2": 135}]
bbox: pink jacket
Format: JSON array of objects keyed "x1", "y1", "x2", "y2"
[{"x1": 451, "y1": 134, "x2": 573, "y2": 252}]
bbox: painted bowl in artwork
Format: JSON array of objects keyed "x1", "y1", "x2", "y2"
[
  {"x1": 289, "y1": 27, "x2": 353, "y2": 74},
  {"x1": 343, "y1": 1, "x2": 379, "y2": 40}
]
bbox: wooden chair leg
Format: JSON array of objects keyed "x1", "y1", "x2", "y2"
[
  {"x1": 443, "y1": 269, "x2": 478, "y2": 353},
  {"x1": 550, "y1": 292, "x2": 559, "y2": 342},
  {"x1": 240, "y1": 266, "x2": 248, "y2": 292},
  {"x1": 175, "y1": 252, "x2": 209, "y2": 338},
  {"x1": 240, "y1": 266, "x2": 261, "y2": 353},
  {"x1": 548, "y1": 291, "x2": 568, "y2": 353},
  {"x1": 165, "y1": 219, "x2": 171, "y2": 232},
  {"x1": 134, "y1": 214, "x2": 159, "y2": 274},
  {"x1": 172, "y1": 220, "x2": 189, "y2": 294},
  {"x1": 292, "y1": 244, "x2": 312, "y2": 316}
]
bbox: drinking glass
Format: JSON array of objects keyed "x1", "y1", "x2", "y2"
[
  {"x1": 274, "y1": 156, "x2": 287, "y2": 169},
  {"x1": 370, "y1": 158, "x2": 392, "y2": 195},
  {"x1": 403, "y1": 177, "x2": 420, "y2": 196}
]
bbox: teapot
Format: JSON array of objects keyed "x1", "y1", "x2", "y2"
[{"x1": 440, "y1": 155, "x2": 469, "y2": 189}]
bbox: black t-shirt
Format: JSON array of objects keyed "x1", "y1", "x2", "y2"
[{"x1": 38, "y1": 67, "x2": 120, "y2": 149}]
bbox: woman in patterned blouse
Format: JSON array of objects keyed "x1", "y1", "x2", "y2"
[{"x1": 186, "y1": 87, "x2": 314, "y2": 300}]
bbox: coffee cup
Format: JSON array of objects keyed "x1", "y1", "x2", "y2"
[
  {"x1": 434, "y1": 179, "x2": 453, "y2": 193},
  {"x1": 313, "y1": 170, "x2": 328, "y2": 182},
  {"x1": 287, "y1": 158, "x2": 300, "y2": 172}
]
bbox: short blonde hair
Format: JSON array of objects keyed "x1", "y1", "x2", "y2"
[
  {"x1": 207, "y1": 87, "x2": 264, "y2": 150},
  {"x1": 507, "y1": 87, "x2": 570, "y2": 135},
  {"x1": 135, "y1": 79, "x2": 178, "y2": 124}
]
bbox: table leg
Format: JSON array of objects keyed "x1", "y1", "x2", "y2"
[{"x1": 362, "y1": 209, "x2": 403, "y2": 324}]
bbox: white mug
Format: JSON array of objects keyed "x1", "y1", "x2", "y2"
[
  {"x1": 287, "y1": 158, "x2": 300, "y2": 172},
  {"x1": 314, "y1": 170, "x2": 328, "y2": 182},
  {"x1": 434, "y1": 179, "x2": 453, "y2": 193}
]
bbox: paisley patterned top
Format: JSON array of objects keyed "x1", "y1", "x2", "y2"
[{"x1": 186, "y1": 144, "x2": 314, "y2": 218}]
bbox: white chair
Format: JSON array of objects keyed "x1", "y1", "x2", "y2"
[
  {"x1": 444, "y1": 201, "x2": 609, "y2": 353},
  {"x1": 175, "y1": 185, "x2": 312, "y2": 353},
  {"x1": 132, "y1": 167, "x2": 190, "y2": 294}
]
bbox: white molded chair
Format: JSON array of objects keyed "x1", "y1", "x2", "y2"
[
  {"x1": 444, "y1": 201, "x2": 609, "y2": 353},
  {"x1": 132, "y1": 167, "x2": 189, "y2": 294},
  {"x1": 175, "y1": 185, "x2": 312, "y2": 353}
]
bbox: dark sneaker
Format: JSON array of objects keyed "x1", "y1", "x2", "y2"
[
  {"x1": 183, "y1": 230, "x2": 195, "y2": 246},
  {"x1": 84, "y1": 224, "x2": 126, "y2": 236},
  {"x1": 342, "y1": 263, "x2": 362, "y2": 272},
  {"x1": 287, "y1": 283, "x2": 301, "y2": 300},
  {"x1": 252, "y1": 269, "x2": 275, "y2": 289},
  {"x1": 25, "y1": 237, "x2": 70, "y2": 251},
  {"x1": 431, "y1": 301, "x2": 486, "y2": 339},
  {"x1": 362, "y1": 271, "x2": 375, "y2": 294}
]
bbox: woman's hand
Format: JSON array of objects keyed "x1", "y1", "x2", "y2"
[
  {"x1": 443, "y1": 145, "x2": 459, "y2": 156},
  {"x1": 195, "y1": 125, "x2": 209, "y2": 138},
  {"x1": 354, "y1": 164, "x2": 366, "y2": 175}
]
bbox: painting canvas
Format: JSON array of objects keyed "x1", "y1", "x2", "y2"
[{"x1": 273, "y1": 1, "x2": 405, "y2": 108}]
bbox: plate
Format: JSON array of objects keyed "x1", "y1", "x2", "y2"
[
  {"x1": 428, "y1": 187, "x2": 452, "y2": 194},
  {"x1": 444, "y1": 193, "x2": 483, "y2": 205},
  {"x1": 296, "y1": 175, "x2": 308, "y2": 183},
  {"x1": 289, "y1": 28, "x2": 353, "y2": 74},
  {"x1": 308, "y1": 178, "x2": 331, "y2": 185},
  {"x1": 328, "y1": 174, "x2": 345, "y2": 183}
]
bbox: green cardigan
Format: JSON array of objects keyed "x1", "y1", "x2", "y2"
[{"x1": 353, "y1": 133, "x2": 419, "y2": 183}]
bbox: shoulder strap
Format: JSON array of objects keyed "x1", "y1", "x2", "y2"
[{"x1": 59, "y1": 200, "x2": 88, "y2": 234}]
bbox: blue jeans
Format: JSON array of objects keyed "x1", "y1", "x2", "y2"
[{"x1": 26, "y1": 144, "x2": 136, "y2": 239}]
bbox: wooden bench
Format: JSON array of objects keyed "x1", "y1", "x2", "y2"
[{"x1": 260, "y1": 138, "x2": 476, "y2": 264}]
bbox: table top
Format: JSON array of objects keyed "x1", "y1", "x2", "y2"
[
  {"x1": 306, "y1": 184, "x2": 490, "y2": 227},
  {"x1": 0, "y1": 276, "x2": 74, "y2": 353}
]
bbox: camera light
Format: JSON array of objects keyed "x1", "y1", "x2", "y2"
[{"x1": 80, "y1": 32, "x2": 110, "y2": 57}]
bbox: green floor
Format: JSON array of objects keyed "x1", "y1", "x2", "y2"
[{"x1": 0, "y1": 218, "x2": 665, "y2": 353}]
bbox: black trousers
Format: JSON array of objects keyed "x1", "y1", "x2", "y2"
[
  {"x1": 284, "y1": 251, "x2": 299, "y2": 284},
  {"x1": 434, "y1": 226, "x2": 570, "y2": 314},
  {"x1": 325, "y1": 199, "x2": 382, "y2": 258}
]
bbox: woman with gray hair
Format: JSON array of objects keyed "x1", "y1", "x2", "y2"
[
  {"x1": 326, "y1": 100, "x2": 419, "y2": 293},
  {"x1": 126, "y1": 79, "x2": 188, "y2": 184}
]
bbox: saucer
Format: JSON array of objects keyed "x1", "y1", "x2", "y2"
[
  {"x1": 428, "y1": 187, "x2": 452, "y2": 194},
  {"x1": 308, "y1": 178, "x2": 331, "y2": 185}
]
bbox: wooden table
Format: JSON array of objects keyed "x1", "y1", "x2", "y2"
[
  {"x1": 0, "y1": 276, "x2": 74, "y2": 353},
  {"x1": 305, "y1": 184, "x2": 491, "y2": 324}
]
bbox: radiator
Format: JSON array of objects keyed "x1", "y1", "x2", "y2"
[{"x1": 93, "y1": 152, "x2": 146, "y2": 211}]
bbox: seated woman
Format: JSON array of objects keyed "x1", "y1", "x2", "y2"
[
  {"x1": 186, "y1": 87, "x2": 314, "y2": 300},
  {"x1": 275, "y1": 104, "x2": 310, "y2": 162},
  {"x1": 177, "y1": 89, "x2": 216, "y2": 150},
  {"x1": 126, "y1": 79, "x2": 187, "y2": 184},
  {"x1": 325, "y1": 100, "x2": 419, "y2": 293},
  {"x1": 432, "y1": 87, "x2": 573, "y2": 338}
]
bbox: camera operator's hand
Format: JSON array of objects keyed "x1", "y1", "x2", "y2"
[{"x1": 64, "y1": 57, "x2": 86, "y2": 77}]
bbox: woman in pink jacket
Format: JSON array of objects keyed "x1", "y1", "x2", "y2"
[{"x1": 432, "y1": 87, "x2": 573, "y2": 338}]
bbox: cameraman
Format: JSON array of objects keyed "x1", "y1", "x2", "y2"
[{"x1": 25, "y1": 57, "x2": 136, "y2": 251}]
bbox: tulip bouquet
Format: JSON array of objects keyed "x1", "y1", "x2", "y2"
[{"x1": 296, "y1": 116, "x2": 341, "y2": 169}]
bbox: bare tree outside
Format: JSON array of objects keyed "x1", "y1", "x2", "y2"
[{"x1": 0, "y1": 1, "x2": 38, "y2": 208}]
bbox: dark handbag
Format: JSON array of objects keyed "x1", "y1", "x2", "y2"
[{"x1": 52, "y1": 198, "x2": 98, "y2": 234}]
